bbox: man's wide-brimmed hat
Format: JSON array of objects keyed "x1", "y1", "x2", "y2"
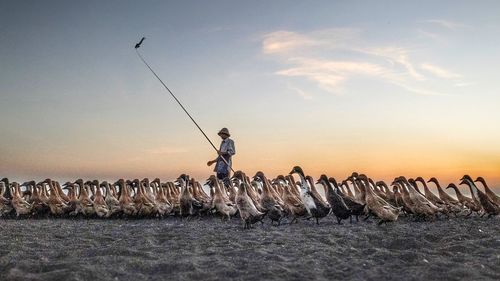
[{"x1": 218, "y1": 128, "x2": 230, "y2": 137}]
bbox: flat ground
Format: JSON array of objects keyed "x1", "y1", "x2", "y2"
[{"x1": 0, "y1": 216, "x2": 499, "y2": 281}]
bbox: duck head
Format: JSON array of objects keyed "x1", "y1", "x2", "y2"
[
  {"x1": 408, "y1": 178, "x2": 417, "y2": 187},
  {"x1": 474, "y1": 177, "x2": 487, "y2": 186},
  {"x1": 276, "y1": 175, "x2": 286, "y2": 182},
  {"x1": 460, "y1": 175, "x2": 473, "y2": 182},
  {"x1": 62, "y1": 182, "x2": 74, "y2": 190},
  {"x1": 329, "y1": 177, "x2": 339, "y2": 187},
  {"x1": 357, "y1": 174, "x2": 368, "y2": 182},
  {"x1": 173, "y1": 178, "x2": 184, "y2": 188},
  {"x1": 289, "y1": 166, "x2": 305, "y2": 177},
  {"x1": 205, "y1": 175, "x2": 218, "y2": 187},
  {"x1": 178, "y1": 174, "x2": 190, "y2": 183},
  {"x1": 232, "y1": 170, "x2": 246, "y2": 182},
  {"x1": 446, "y1": 183, "x2": 457, "y2": 189},
  {"x1": 1, "y1": 178, "x2": 10, "y2": 188},
  {"x1": 414, "y1": 177, "x2": 426, "y2": 185},
  {"x1": 114, "y1": 179, "x2": 125, "y2": 186},
  {"x1": 253, "y1": 171, "x2": 265, "y2": 181},
  {"x1": 427, "y1": 177, "x2": 439, "y2": 185},
  {"x1": 316, "y1": 174, "x2": 329, "y2": 185},
  {"x1": 21, "y1": 180, "x2": 36, "y2": 188}
]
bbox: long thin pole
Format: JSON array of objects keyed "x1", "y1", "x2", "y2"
[{"x1": 134, "y1": 42, "x2": 235, "y2": 173}]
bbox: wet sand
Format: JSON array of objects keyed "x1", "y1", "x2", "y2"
[{"x1": 0, "y1": 216, "x2": 499, "y2": 281}]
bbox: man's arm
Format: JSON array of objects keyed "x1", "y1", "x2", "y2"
[
  {"x1": 207, "y1": 155, "x2": 219, "y2": 166},
  {"x1": 208, "y1": 140, "x2": 234, "y2": 166}
]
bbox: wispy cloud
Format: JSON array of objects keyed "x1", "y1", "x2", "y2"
[
  {"x1": 359, "y1": 47, "x2": 425, "y2": 80},
  {"x1": 288, "y1": 85, "x2": 313, "y2": 100},
  {"x1": 278, "y1": 57, "x2": 387, "y2": 93},
  {"x1": 262, "y1": 28, "x2": 360, "y2": 54},
  {"x1": 144, "y1": 146, "x2": 188, "y2": 155},
  {"x1": 417, "y1": 29, "x2": 440, "y2": 40},
  {"x1": 262, "y1": 29, "x2": 459, "y2": 97},
  {"x1": 421, "y1": 63, "x2": 462, "y2": 79},
  {"x1": 421, "y1": 19, "x2": 468, "y2": 30},
  {"x1": 262, "y1": 31, "x2": 318, "y2": 54}
]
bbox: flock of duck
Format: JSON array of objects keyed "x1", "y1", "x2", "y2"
[{"x1": 1, "y1": 166, "x2": 499, "y2": 228}]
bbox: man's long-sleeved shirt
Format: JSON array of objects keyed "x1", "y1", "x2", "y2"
[{"x1": 214, "y1": 138, "x2": 235, "y2": 174}]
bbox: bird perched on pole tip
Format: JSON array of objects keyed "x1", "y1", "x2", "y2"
[{"x1": 135, "y1": 37, "x2": 145, "y2": 49}]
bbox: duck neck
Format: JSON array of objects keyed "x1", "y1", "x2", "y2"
[
  {"x1": 420, "y1": 180, "x2": 431, "y2": 194},
  {"x1": 400, "y1": 181, "x2": 410, "y2": 195},
  {"x1": 95, "y1": 183, "x2": 102, "y2": 198},
  {"x1": 325, "y1": 179, "x2": 335, "y2": 195},
  {"x1": 350, "y1": 179, "x2": 361, "y2": 194},
  {"x1": 412, "y1": 182, "x2": 423, "y2": 195},
  {"x1": 104, "y1": 184, "x2": 111, "y2": 198},
  {"x1": 466, "y1": 182, "x2": 478, "y2": 201},
  {"x1": 297, "y1": 172, "x2": 309, "y2": 192},
  {"x1": 433, "y1": 180, "x2": 445, "y2": 193},
  {"x1": 344, "y1": 183, "x2": 354, "y2": 197},
  {"x1": 448, "y1": 185, "x2": 462, "y2": 198},
  {"x1": 261, "y1": 176, "x2": 271, "y2": 195},
  {"x1": 360, "y1": 179, "x2": 371, "y2": 198},
  {"x1": 47, "y1": 182, "x2": 57, "y2": 199},
  {"x1": 465, "y1": 178, "x2": 480, "y2": 194}
]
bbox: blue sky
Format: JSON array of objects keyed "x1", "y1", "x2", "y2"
[{"x1": 1, "y1": 1, "x2": 499, "y2": 186}]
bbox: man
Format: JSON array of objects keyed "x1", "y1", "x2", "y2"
[{"x1": 207, "y1": 128, "x2": 235, "y2": 184}]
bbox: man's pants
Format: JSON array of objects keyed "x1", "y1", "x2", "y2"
[{"x1": 217, "y1": 172, "x2": 230, "y2": 189}]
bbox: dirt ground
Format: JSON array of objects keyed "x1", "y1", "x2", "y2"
[{"x1": 0, "y1": 215, "x2": 499, "y2": 281}]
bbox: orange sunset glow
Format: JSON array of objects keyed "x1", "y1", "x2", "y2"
[{"x1": 1, "y1": 1, "x2": 499, "y2": 190}]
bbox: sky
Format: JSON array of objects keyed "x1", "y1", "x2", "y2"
[{"x1": 1, "y1": 1, "x2": 499, "y2": 189}]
